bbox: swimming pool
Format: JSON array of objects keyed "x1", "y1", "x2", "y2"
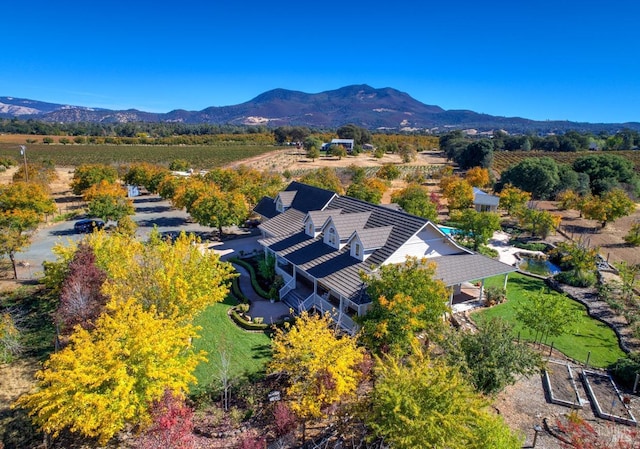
[{"x1": 438, "y1": 225, "x2": 461, "y2": 236}]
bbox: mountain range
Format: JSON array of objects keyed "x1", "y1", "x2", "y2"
[{"x1": 2, "y1": 85, "x2": 639, "y2": 134}]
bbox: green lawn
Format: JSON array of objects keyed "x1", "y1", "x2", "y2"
[
  {"x1": 473, "y1": 273, "x2": 626, "y2": 368},
  {"x1": 191, "y1": 295, "x2": 272, "y2": 395}
]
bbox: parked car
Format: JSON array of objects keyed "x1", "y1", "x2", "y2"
[{"x1": 74, "y1": 218, "x2": 105, "y2": 234}]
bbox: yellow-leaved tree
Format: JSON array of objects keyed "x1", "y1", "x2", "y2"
[
  {"x1": 14, "y1": 297, "x2": 204, "y2": 444},
  {"x1": 89, "y1": 229, "x2": 236, "y2": 322},
  {"x1": 269, "y1": 312, "x2": 365, "y2": 442}
]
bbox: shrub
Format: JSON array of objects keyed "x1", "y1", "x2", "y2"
[
  {"x1": 511, "y1": 241, "x2": 549, "y2": 252},
  {"x1": 624, "y1": 222, "x2": 640, "y2": 246},
  {"x1": 610, "y1": 352, "x2": 640, "y2": 388},
  {"x1": 555, "y1": 269, "x2": 597, "y2": 287},
  {"x1": 484, "y1": 286, "x2": 507, "y2": 306},
  {"x1": 377, "y1": 163, "x2": 401, "y2": 180}
]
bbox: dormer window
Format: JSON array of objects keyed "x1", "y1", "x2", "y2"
[
  {"x1": 355, "y1": 243, "x2": 361, "y2": 257},
  {"x1": 275, "y1": 197, "x2": 284, "y2": 212},
  {"x1": 328, "y1": 227, "x2": 336, "y2": 246},
  {"x1": 307, "y1": 222, "x2": 314, "y2": 236}
]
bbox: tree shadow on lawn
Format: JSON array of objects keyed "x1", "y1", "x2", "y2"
[
  {"x1": 251, "y1": 343, "x2": 272, "y2": 360},
  {"x1": 509, "y1": 274, "x2": 551, "y2": 293}
]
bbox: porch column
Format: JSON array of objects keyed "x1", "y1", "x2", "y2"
[
  {"x1": 503, "y1": 273, "x2": 509, "y2": 290},
  {"x1": 479, "y1": 279, "x2": 485, "y2": 303},
  {"x1": 448, "y1": 288, "x2": 454, "y2": 309}
]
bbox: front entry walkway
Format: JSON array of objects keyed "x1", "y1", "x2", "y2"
[{"x1": 232, "y1": 263, "x2": 291, "y2": 324}]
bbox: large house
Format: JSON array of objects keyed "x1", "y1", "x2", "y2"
[{"x1": 253, "y1": 181, "x2": 516, "y2": 333}]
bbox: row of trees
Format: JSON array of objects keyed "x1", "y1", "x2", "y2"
[{"x1": 441, "y1": 129, "x2": 640, "y2": 163}]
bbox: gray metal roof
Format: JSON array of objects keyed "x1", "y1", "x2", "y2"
[
  {"x1": 284, "y1": 181, "x2": 337, "y2": 213},
  {"x1": 432, "y1": 253, "x2": 517, "y2": 286},
  {"x1": 306, "y1": 209, "x2": 340, "y2": 229},
  {"x1": 351, "y1": 226, "x2": 393, "y2": 250},
  {"x1": 473, "y1": 188, "x2": 500, "y2": 206},
  {"x1": 253, "y1": 196, "x2": 278, "y2": 219},
  {"x1": 258, "y1": 208, "x2": 306, "y2": 237},
  {"x1": 257, "y1": 182, "x2": 517, "y2": 304},
  {"x1": 277, "y1": 191, "x2": 297, "y2": 207},
  {"x1": 322, "y1": 212, "x2": 371, "y2": 240}
]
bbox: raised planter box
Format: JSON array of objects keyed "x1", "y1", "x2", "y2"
[
  {"x1": 543, "y1": 360, "x2": 586, "y2": 409},
  {"x1": 581, "y1": 369, "x2": 637, "y2": 426}
]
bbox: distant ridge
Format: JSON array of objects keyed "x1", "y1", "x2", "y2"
[{"x1": 1, "y1": 85, "x2": 639, "y2": 134}]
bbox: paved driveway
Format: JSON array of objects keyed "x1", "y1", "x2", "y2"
[{"x1": 13, "y1": 194, "x2": 259, "y2": 280}]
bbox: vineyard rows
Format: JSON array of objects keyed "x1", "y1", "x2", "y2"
[
  {"x1": 492, "y1": 150, "x2": 640, "y2": 174},
  {"x1": 0, "y1": 143, "x2": 278, "y2": 168}
]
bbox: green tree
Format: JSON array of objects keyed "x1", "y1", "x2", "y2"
[
  {"x1": 573, "y1": 153, "x2": 639, "y2": 195},
  {"x1": 450, "y1": 209, "x2": 501, "y2": 251},
  {"x1": 0, "y1": 182, "x2": 56, "y2": 278},
  {"x1": 366, "y1": 349, "x2": 522, "y2": 449},
  {"x1": 168, "y1": 159, "x2": 190, "y2": 171},
  {"x1": 515, "y1": 288, "x2": 580, "y2": 345},
  {"x1": 376, "y1": 163, "x2": 401, "y2": 180},
  {"x1": 581, "y1": 188, "x2": 635, "y2": 228},
  {"x1": 498, "y1": 184, "x2": 531, "y2": 216},
  {"x1": 516, "y1": 208, "x2": 561, "y2": 239},
  {"x1": 359, "y1": 257, "x2": 450, "y2": 355},
  {"x1": 551, "y1": 241, "x2": 598, "y2": 287},
  {"x1": 391, "y1": 183, "x2": 438, "y2": 221},
  {"x1": 187, "y1": 185, "x2": 248, "y2": 236},
  {"x1": 83, "y1": 180, "x2": 135, "y2": 223},
  {"x1": 346, "y1": 178, "x2": 387, "y2": 204},
  {"x1": 337, "y1": 123, "x2": 371, "y2": 145},
  {"x1": 458, "y1": 139, "x2": 494, "y2": 169},
  {"x1": 299, "y1": 167, "x2": 344, "y2": 194},
  {"x1": 397, "y1": 143, "x2": 417, "y2": 163},
  {"x1": 71, "y1": 164, "x2": 119, "y2": 195},
  {"x1": 330, "y1": 144, "x2": 347, "y2": 160},
  {"x1": 306, "y1": 145, "x2": 320, "y2": 161},
  {"x1": 446, "y1": 318, "x2": 541, "y2": 395},
  {"x1": 498, "y1": 157, "x2": 561, "y2": 200}
]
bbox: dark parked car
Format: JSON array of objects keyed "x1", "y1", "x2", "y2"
[{"x1": 74, "y1": 218, "x2": 105, "y2": 234}]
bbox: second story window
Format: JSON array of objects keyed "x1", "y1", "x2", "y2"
[{"x1": 355, "y1": 243, "x2": 361, "y2": 257}]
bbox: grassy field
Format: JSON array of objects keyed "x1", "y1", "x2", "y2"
[
  {"x1": 473, "y1": 273, "x2": 626, "y2": 368},
  {"x1": 0, "y1": 142, "x2": 281, "y2": 168},
  {"x1": 191, "y1": 295, "x2": 272, "y2": 395}
]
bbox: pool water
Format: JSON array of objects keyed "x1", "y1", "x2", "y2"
[
  {"x1": 518, "y1": 256, "x2": 561, "y2": 276},
  {"x1": 438, "y1": 226, "x2": 461, "y2": 236}
]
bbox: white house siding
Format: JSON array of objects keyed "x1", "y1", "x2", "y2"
[{"x1": 383, "y1": 229, "x2": 462, "y2": 265}]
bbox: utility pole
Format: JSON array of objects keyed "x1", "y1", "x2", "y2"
[{"x1": 19, "y1": 145, "x2": 28, "y2": 182}]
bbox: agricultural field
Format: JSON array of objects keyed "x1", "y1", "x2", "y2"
[
  {"x1": 0, "y1": 141, "x2": 282, "y2": 168},
  {"x1": 492, "y1": 150, "x2": 640, "y2": 174}
]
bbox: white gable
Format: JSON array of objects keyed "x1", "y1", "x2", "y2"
[{"x1": 383, "y1": 223, "x2": 470, "y2": 265}]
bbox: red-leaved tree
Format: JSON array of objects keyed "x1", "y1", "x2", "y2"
[
  {"x1": 137, "y1": 389, "x2": 195, "y2": 449},
  {"x1": 236, "y1": 431, "x2": 266, "y2": 449},
  {"x1": 272, "y1": 401, "x2": 297, "y2": 437},
  {"x1": 56, "y1": 243, "x2": 107, "y2": 333},
  {"x1": 556, "y1": 415, "x2": 640, "y2": 449}
]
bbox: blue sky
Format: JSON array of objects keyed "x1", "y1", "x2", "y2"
[{"x1": 3, "y1": 0, "x2": 639, "y2": 124}]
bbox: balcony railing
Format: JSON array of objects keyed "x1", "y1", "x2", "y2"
[{"x1": 279, "y1": 277, "x2": 295, "y2": 299}]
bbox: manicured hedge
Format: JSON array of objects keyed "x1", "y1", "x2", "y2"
[{"x1": 229, "y1": 257, "x2": 270, "y2": 299}]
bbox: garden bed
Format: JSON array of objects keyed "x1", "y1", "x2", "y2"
[
  {"x1": 581, "y1": 370, "x2": 637, "y2": 426},
  {"x1": 542, "y1": 360, "x2": 585, "y2": 408}
]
